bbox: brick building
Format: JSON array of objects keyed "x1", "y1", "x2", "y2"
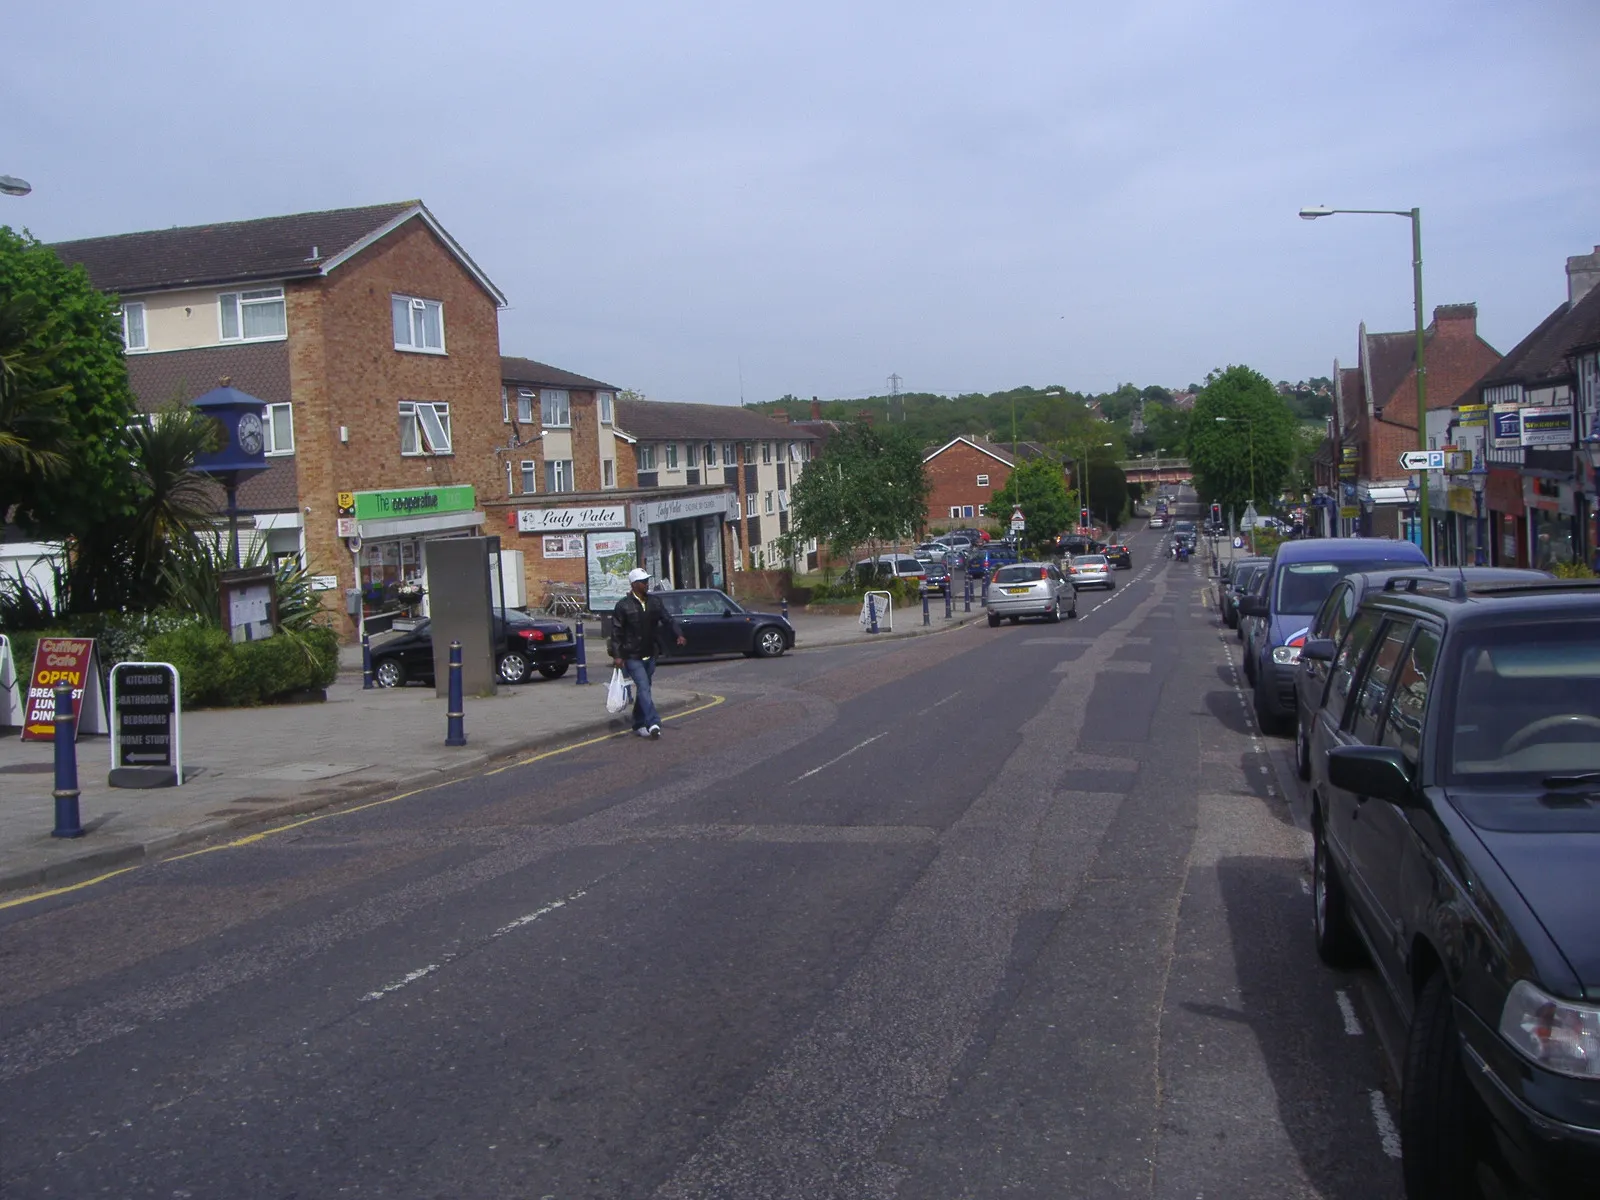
[
  {"x1": 53, "y1": 201, "x2": 510, "y2": 638},
  {"x1": 921, "y1": 437, "x2": 1058, "y2": 534}
]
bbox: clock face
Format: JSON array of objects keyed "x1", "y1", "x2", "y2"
[{"x1": 237, "y1": 412, "x2": 264, "y2": 456}]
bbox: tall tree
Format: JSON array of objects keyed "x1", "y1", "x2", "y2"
[
  {"x1": 987, "y1": 457, "x2": 1073, "y2": 554},
  {"x1": 1185, "y1": 365, "x2": 1298, "y2": 518},
  {"x1": 786, "y1": 420, "x2": 928, "y2": 565}
]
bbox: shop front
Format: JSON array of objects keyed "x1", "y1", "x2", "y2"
[
  {"x1": 1525, "y1": 475, "x2": 1576, "y2": 569},
  {"x1": 514, "y1": 501, "x2": 635, "y2": 613},
  {"x1": 340, "y1": 485, "x2": 485, "y2": 625},
  {"x1": 633, "y1": 490, "x2": 734, "y2": 592}
]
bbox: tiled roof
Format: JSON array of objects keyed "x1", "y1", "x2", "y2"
[
  {"x1": 615, "y1": 398, "x2": 819, "y2": 442},
  {"x1": 1477, "y1": 286, "x2": 1600, "y2": 387},
  {"x1": 51, "y1": 202, "x2": 417, "y2": 294},
  {"x1": 923, "y1": 436, "x2": 1056, "y2": 467},
  {"x1": 500, "y1": 356, "x2": 618, "y2": 391},
  {"x1": 1365, "y1": 330, "x2": 1416, "y2": 415}
]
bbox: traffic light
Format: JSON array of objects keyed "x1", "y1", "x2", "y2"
[
  {"x1": 1080, "y1": 506, "x2": 1090, "y2": 529},
  {"x1": 1211, "y1": 502, "x2": 1222, "y2": 525}
]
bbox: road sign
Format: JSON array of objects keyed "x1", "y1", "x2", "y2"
[
  {"x1": 1009, "y1": 505, "x2": 1025, "y2": 533},
  {"x1": 1399, "y1": 450, "x2": 1446, "y2": 471},
  {"x1": 1240, "y1": 502, "x2": 1259, "y2": 531}
]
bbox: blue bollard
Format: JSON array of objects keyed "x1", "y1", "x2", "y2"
[
  {"x1": 868, "y1": 593, "x2": 879, "y2": 634},
  {"x1": 944, "y1": 585, "x2": 952, "y2": 619},
  {"x1": 922, "y1": 589, "x2": 930, "y2": 626},
  {"x1": 964, "y1": 577, "x2": 972, "y2": 613},
  {"x1": 575, "y1": 620, "x2": 589, "y2": 685},
  {"x1": 361, "y1": 633, "x2": 373, "y2": 690},
  {"x1": 982, "y1": 576, "x2": 989, "y2": 605},
  {"x1": 50, "y1": 682, "x2": 83, "y2": 839},
  {"x1": 780, "y1": 596, "x2": 789, "y2": 620},
  {"x1": 445, "y1": 640, "x2": 466, "y2": 746}
]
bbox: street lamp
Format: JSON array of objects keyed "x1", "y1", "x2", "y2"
[
  {"x1": 1300, "y1": 203, "x2": 1431, "y2": 561},
  {"x1": 0, "y1": 175, "x2": 31, "y2": 197},
  {"x1": 1468, "y1": 460, "x2": 1489, "y2": 566}
]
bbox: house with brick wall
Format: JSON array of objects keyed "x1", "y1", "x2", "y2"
[
  {"x1": 52, "y1": 201, "x2": 509, "y2": 639},
  {"x1": 921, "y1": 437, "x2": 1059, "y2": 534}
]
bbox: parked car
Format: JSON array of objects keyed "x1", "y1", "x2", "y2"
[
  {"x1": 984, "y1": 561, "x2": 1076, "y2": 625},
  {"x1": 1239, "y1": 564, "x2": 1272, "y2": 677},
  {"x1": 1148, "y1": 514, "x2": 1167, "y2": 529},
  {"x1": 1303, "y1": 576, "x2": 1600, "y2": 1199},
  {"x1": 855, "y1": 555, "x2": 929, "y2": 589},
  {"x1": 1291, "y1": 566, "x2": 1551, "y2": 779},
  {"x1": 370, "y1": 610, "x2": 576, "y2": 687},
  {"x1": 967, "y1": 545, "x2": 1019, "y2": 579},
  {"x1": 913, "y1": 542, "x2": 950, "y2": 563},
  {"x1": 1236, "y1": 537, "x2": 1429, "y2": 732},
  {"x1": 655, "y1": 589, "x2": 795, "y2": 658},
  {"x1": 1102, "y1": 540, "x2": 1132, "y2": 569},
  {"x1": 1223, "y1": 558, "x2": 1270, "y2": 631},
  {"x1": 1067, "y1": 553, "x2": 1114, "y2": 590},
  {"x1": 923, "y1": 557, "x2": 955, "y2": 596}
]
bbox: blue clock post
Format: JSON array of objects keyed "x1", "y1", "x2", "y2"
[{"x1": 189, "y1": 379, "x2": 269, "y2": 568}]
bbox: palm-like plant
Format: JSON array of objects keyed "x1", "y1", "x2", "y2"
[
  {"x1": 0, "y1": 293, "x2": 73, "y2": 485},
  {"x1": 123, "y1": 404, "x2": 223, "y2": 604}
]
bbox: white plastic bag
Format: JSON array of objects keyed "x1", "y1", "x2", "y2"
[{"x1": 606, "y1": 667, "x2": 633, "y2": 715}]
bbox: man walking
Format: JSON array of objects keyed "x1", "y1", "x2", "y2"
[{"x1": 608, "y1": 567, "x2": 686, "y2": 739}]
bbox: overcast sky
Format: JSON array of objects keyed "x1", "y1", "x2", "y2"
[{"x1": 7, "y1": 0, "x2": 1597, "y2": 405}]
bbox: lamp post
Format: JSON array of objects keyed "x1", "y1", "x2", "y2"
[
  {"x1": 1468, "y1": 461, "x2": 1488, "y2": 566},
  {"x1": 1300, "y1": 203, "x2": 1431, "y2": 562}
]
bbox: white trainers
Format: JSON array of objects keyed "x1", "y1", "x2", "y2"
[
  {"x1": 635, "y1": 727, "x2": 652, "y2": 738},
  {"x1": 649, "y1": 724, "x2": 663, "y2": 739}
]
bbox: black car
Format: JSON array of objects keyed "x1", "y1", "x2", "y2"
[
  {"x1": 1056, "y1": 535, "x2": 1104, "y2": 558},
  {"x1": 655, "y1": 589, "x2": 794, "y2": 659},
  {"x1": 370, "y1": 610, "x2": 577, "y2": 687},
  {"x1": 1303, "y1": 576, "x2": 1600, "y2": 1199},
  {"x1": 1225, "y1": 558, "x2": 1270, "y2": 636},
  {"x1": 1103, "y1": 540, "x2": 1132, "y2": 569}
]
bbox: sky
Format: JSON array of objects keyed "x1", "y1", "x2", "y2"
[{"x1": 6, "y1": 0, "x2": 1597, "y2": 406}]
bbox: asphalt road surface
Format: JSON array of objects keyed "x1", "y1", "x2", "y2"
[{"x1": 0, "y1": 515, "x2": 1405, "y2": 1199}]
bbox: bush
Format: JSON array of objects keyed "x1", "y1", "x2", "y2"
[
  {"x1": 1, "y1": 609, "x2": 186, "y2": 678},
  {"x1": 1553, "y1": 560, "x2": 1597, "y2": 579},
  {"x1": 145, "y1": 621, "x2": 337, "y2": 708}
]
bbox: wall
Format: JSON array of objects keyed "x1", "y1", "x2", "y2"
[
  {"x1": 132, "y1": 284, "x2": 289, "y2": 354},
  {"x1": 924, "y1": 441, "x2": 1010, "y2": 529}
]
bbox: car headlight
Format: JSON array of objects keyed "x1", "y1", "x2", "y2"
[
  {"x1": 1499, "y1": 979, "x2": 1600, "y2": 1079},
  {"x1": 1271, "y1": 645, "x2": 1302, "y2": 666}
]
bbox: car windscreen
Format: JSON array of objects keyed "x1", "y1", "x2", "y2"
[
  {"x1": 1273, "y1": 559, "x2": 1418, "y2": 615},
  {"x1": 993, "y1": 565, "x2": 1048, "y2": 584},
  {"x1": 896, "y1": 559, "x2": 923, "y2": 573}
]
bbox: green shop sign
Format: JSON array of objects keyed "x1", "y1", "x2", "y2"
[{"x1": 352, "y1": 485, "x2": 476, "y2": 521}]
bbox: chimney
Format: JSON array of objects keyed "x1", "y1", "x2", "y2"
[
  {"x1": 1432, "y1": 303, "x2": 1477, "y2": 334},
  {"x1": 1567, "y1": 246, "x2": 1600, "y2": 305},
  {"x1": 773, "y1": 411, "x2": 791, "y2": 423},
  {"x1": 811, "y1": 395, "x2": 821, "y2": 420}
]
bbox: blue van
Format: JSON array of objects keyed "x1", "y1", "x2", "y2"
[{"x1": 1237, "y1": 537, "x2": 1426, "y2": 732}]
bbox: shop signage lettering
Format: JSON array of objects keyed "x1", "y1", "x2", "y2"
[
  {"x1": 351, "y1": 485, "x2": 476, "y2": 521},
  {"x1": 1519, "y1": 405, "x2": 1574, "y2": 448},
  {"x1": 1457, "y1": 404, "x2": 1489, "y2": 428},
  {"x1": 633, "y1": 493, "x2": 730, "y2": 530},
  {"x1": 1491, "y1": 403, "x2": 1522, "y2": 450},
  {"x1": 111, "y1": 663, "x2": 178, "y2": 769},
  {"x1": 21, "y1": 637, "x2": 104, "y2": 742},
  {"x1": 517, "y1": 505, "x2": 626, "y2": 533}
]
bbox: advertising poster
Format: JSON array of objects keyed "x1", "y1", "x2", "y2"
[
  {"x1": 542, "y1": 534, "x2": 585, "y2": 559},
  {"x1": 586, "y1": 531, "x2": 638, "y2": 612},
  {"x1": 1519, "y1": 405, "x2": 1574, "y2": 448},
  {"x1": 1491, "y1": 403, "x2": 1522, "y2": 450}
]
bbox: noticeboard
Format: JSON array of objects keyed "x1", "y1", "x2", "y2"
[
  {"x1": 586, "y1": 531, "x2": 638, "y2": 613},
  {"x1": 221, "y1": 566, "x2": 278, "y2": 643},
  {"x1": 21, "y1": 637, "x2": 107, "y2": 741},
  {"x1": 110, "y1": 662, "x2": 182, "y2": 787}
]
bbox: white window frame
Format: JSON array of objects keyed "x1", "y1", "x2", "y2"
[
  {"x1": 963, "y1": 505, "x2": 975, "y2": 518},
  {"x1": 391, "y1": 293, "x2": 445, "y2": 354},
  {"x1": 686, "y1": 442, "x2": 700, "y2": 469},
  {"x1": 704, "y1": 442, "x2": 718, "y2": 467},
  {"x1": 665, "y1": 444, "x2": 679, "y2": 470},
  {"x1": 638, "y1": 444, "x2": 657, "y2": 471},
  {"x1": 219, "y1": 287, "x2": 287, "y2": 343},
  {"x1": 976, "y1": 473, "x2": 990, "y2": 487},
  {"x1": 520, "y1": 460, "x2": 537, "y2": 494},
  {"x1": 501, "y1": 387, "x2": 509, "y2": 423},
  {"x1": 788, "y1": 442, "x2": 799, "y2": 462},
  {"x1": 516, "y1": 389, "x2": 535, "y2": 424},
  {"x1": 950, "y1": 506, "x2": 961, "y2": 518},
  {"x1": 121, "y1": 302, "x2": 147, "y2": 351},
  {"x1": 399, "y1": 401, "x2": 452, "y2": 455},
  {"x1": 598, "y1": 392, "x2": 614, "y2": 424},
  {"x1": 762, "y1": 442, "x2": 773, "y2": 464},
  {"x1": 545, "y1": 459, "x2": 574, "y2": 493},
  {"x1": 764, "y1": 491, "x2": 774, "y2": 514},
  {"x1": 602, "y1": 458, "x2": 616, "y2": 488},
  {"x1": 778, "y1": 489, "x2": 789, "y2": 511},
  {"x1": 540, "y1": 388, "x2": 571, "y2": 428},
  {"x1": 263, "y1": 402, "x2": 294, "y2": 455},
  {"x1": 723, "y1": 442, "x2": 737, "y2": 464},
  {"x1": 746, "y1": 491, "x2": 758, "y2": 515}
]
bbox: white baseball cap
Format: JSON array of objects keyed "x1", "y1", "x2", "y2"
[{"x1": 627, "y1": 567, "x2": 651, "y2": 583}]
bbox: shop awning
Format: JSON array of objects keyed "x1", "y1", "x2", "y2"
[
  {"x1": 1360, "y1": 484, "x2": 1411, "y2": 506},
  {"x1": 359, "y1": 511, "x2": 485, "y2": 539}
]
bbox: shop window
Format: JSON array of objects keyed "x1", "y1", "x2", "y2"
[
  {"x1": 638, "y1": 444, "x2": 656, "y2": 470},
  {"x1": 686, "y1": 443, "x2": 699, "y2": 469},
  {"x1": 545, "y1": 459, "x2": 575, "y2": 493},
  {"x1": 598, "y1": 392, "x2": 614, "y2": 424},
  {"x1": 264, "y1": 403, "x2": 294, "y2": 455},
  {"x1": 541, "y1": 389, "x2": 570, "y2": 428},
  {"x1": 602, "y1": 458, "x2": 616, "y2": 488},
  {"x1": 976, "y1": 474, "x2": 989, "y2": 487},
  {"x1": 222, "y1": 288, "x2": 287, "y2": 341},
  {"x1": 391, "y1": 294, "x2": 443, "y2": 353},
  {"x1": 762, "y1": 442, "x2": 773, "y2": 464},
  {"x1": 121, "y1": 302, "x2": 147, "y2": 351},
  {"x1": 520, "y1": 461, "x2": 537, "y2": 493},
  {"x1": 665, "y1": 444, "x2": 679, "y2": 470},
  {"x1": 399, "y1": 401, "x2": 452, "y2": 455}
]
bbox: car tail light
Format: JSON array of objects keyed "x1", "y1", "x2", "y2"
[
  {"x1": 519, "y1": 629, "x2": 545, "y2": 642},
  {"x1": 1039, "y1": 568, "x2": 1049, "y2": 580}
]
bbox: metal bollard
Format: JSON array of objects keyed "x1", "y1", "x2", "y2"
[
  {"x1": 868, "y1": 593, "x2": 879, "y2": 634},
  {"x1": 575, "y1": 620, "x2": 589, "y2": 685},
  {"x1": 780, "y1": 596, "x2": 789, "y2": 620},
  {"x1": 921, "y1": 589, "x2": 930, "y2": 626},
  {"x1": 445, "y1": 640, "x2": 466, "y2": 746},
  {"x1": 982, "y1": 577, "x2": 989, "y2": 604},
  {"x1": 943, "y1": 584, "x2": 952, "y2": 618},
  {"x1": 361, "y1": 633, "x2": 374, "y2": 690},
  {"x1": 50, "y1": 682, "x2": 84, "y2": 839},
  {"x1": 964, "y1": 577, "x2": 972, "y2": 613}
]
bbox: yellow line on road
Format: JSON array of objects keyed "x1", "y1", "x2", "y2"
[{"x1": 0, "y1": 694, "x2": 728, "y2": 911}]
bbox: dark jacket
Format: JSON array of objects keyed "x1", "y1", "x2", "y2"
[{"x1": 607, "y1": 591, "x2": 681, "y2": 660}]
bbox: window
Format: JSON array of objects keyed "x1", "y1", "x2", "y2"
[
  {"x1": 963, "y1": 505, "x2": 975, "y2": 518},
  {"x1": 743, "y1": 442, "x2": 755, "y2": 465},
  {"x1": 978, "y1": 504, "x2": 988, "y2": 516},
  {"x1": 1328, "y1": 610, "x2": 1382, "y2": 722},
  {"x1": 685, "y1": 443, "x2": 700, "y2": 469},
  {"x1": 515, "y1": 389, "x2": 535, "y2": 424},
  {"x1": 501, "y1": 387, "x2": 508, "y2": 422},
  {"x1": 950, "y1": 506, "x2": 961, "y2": 518},
  {"x1": 665, "y1": 444, "x2": 679, "y2": 470},
  {"x1": 976, "y1": 474, "x2": 990, "y2": 487},
  {"x1": 540, "y1": 389, "x2": 570, "y2": 428},
  {"x1": 1349, "y1": 620, "x2": 1413, "y2": 743},
  {"x1": 777, "y1": 489, "x2": 789, "y2": 511},
  {"x1": 520, "y1": 461, "x2": 537, "y2": 494},
  {"x1": 121, "y1": 302, "x2": 147, "y2": 350},
  {"x1": 1381, "y1": 626, "x2": 1439, "y2": 773},
  {"x1": 638, "y1": 444, "x2": 657, "y2": 470},
  {"x1": 221, "y1": 288, "x2": 287, "y2": 341},
  {"x1": 399, "y1": 401, "x2": 452, "y2": 455},
  {"x1": 504, "y1": 460, "x2": 514, "y2": 496},
  {"x1": 762, "y1": 442, "x2": 773, "y2": 464},
  {"x1": 764, "y1": 491, "x2": 774, "y2": 514},
  {"x1": 598, "y1": 392, "x2": 614, "y2": 424},
  {"x1": 724, "y1": 442, "x2": 736, "y2": 464},
  {"x1": 545, "y1": 459, "x2": 574, "y2": 493},
  {"x1": 704, "y1": 443, "x2": 718, "y2": 467},
  {"x1": 391, "y1": 294, "x2": 444, "y2": 352},
  {"x1": 263, "y1": 403, "x2": 294, "y2": 455},
  {"x1": 746, "y1": 492, "x2": 758, "y2": 516},
  {"x1": 602, "y1": 458, "x2": 615, "y2": 488}
]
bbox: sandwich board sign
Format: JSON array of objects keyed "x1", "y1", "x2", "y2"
[
  {"x1": 109, "y1": 661, "x2": 183, "y2": 788},
  {"x1": 20, "y1": 637, "x2": 107, "y2": 741},
  {"x1": 0, "y1": 634, "x2": 23, "y2": 729}
]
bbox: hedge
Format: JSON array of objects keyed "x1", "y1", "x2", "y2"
[{"x1": 144, "y1": 623, "x2": 339, "y2": 708}]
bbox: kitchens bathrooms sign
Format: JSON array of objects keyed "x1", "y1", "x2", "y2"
[{"x1": 517, "y1": 504, "x2": 627, "y2": 533}]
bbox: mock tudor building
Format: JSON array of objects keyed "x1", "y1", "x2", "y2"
[{"x1": 53, "y1": 201, "x2": 509, "y2": 638}]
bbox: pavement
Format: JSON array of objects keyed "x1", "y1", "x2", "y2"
[{"x1": 0, "y1": 600, "x2": 978, "y2": 896}]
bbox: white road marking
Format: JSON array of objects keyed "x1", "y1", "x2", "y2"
[
  {"x1": 793, "y1": 732, "x2": 888, "y2": 782},
  {"x1": 493, "y1": 891, "x2": 586, "y2": 938},
  {"x1": 1335, "y1": 989, "x2": 1365, "y2": 1036},
  {"x1": 916, "y1": 691, "x2": 964, "y2": 716},
  {"x1": 1369, "y1": 1090, "x2": 1403, "y2": 1158},
  {"x1": 361, "y1": 963, "x2": 441, "y2": 1002}
]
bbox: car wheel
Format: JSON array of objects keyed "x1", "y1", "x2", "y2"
[
  {"x1": 1312, "y1": 808, "x2": 1363, "y2": 968},
  {"x1": 1047, "y1": 599, "x2": 1061, "y2": 623},
  {"x1": 373, "y1": 657, "x2": 406, "y2": 688},
  {"x1": 986, "y1": 612, "x2": 1001, "y2": 628},
  {"x1": 1402, "y1": 974, "x2": 1487, "y2": 1200},
  {"x1": 497, "y1": 650, "x2": 531, "y2": 684},
  {"x1": 754, "y1": 626, "x2": 787, "y2": 658},
  {"x1": 1066, "y1": 601, "x2": 1077, "y2": 619},
  {"x1": 537, "y1": 662, "x2": 569, "y2": 680},
  {"x1": 1294, "y1": 713, "x2": 1312, "y2": 780},
  {"x1": 1008, "y1": 615, "x2": 1020, "y2": 625}
]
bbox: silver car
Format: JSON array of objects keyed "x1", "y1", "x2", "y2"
[
  {"x1": 1068, "y1": 553, "x2": 1114, "y2": 591},
  {"x1": 985, "y1": 561, "x2": 1076, "y2": 625}
]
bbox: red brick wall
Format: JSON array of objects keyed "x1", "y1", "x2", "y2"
[{"x1": 923, "y1": 441, "x2": 1011, "y2": 531}]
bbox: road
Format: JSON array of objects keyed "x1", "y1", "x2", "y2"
[{"x1": 0, "y1": 515, "x2": 1403, "y2": 1199}]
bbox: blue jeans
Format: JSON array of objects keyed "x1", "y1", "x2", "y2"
[{"x1": 623, "y1": 657, "x2": 660, "y2": 730}]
